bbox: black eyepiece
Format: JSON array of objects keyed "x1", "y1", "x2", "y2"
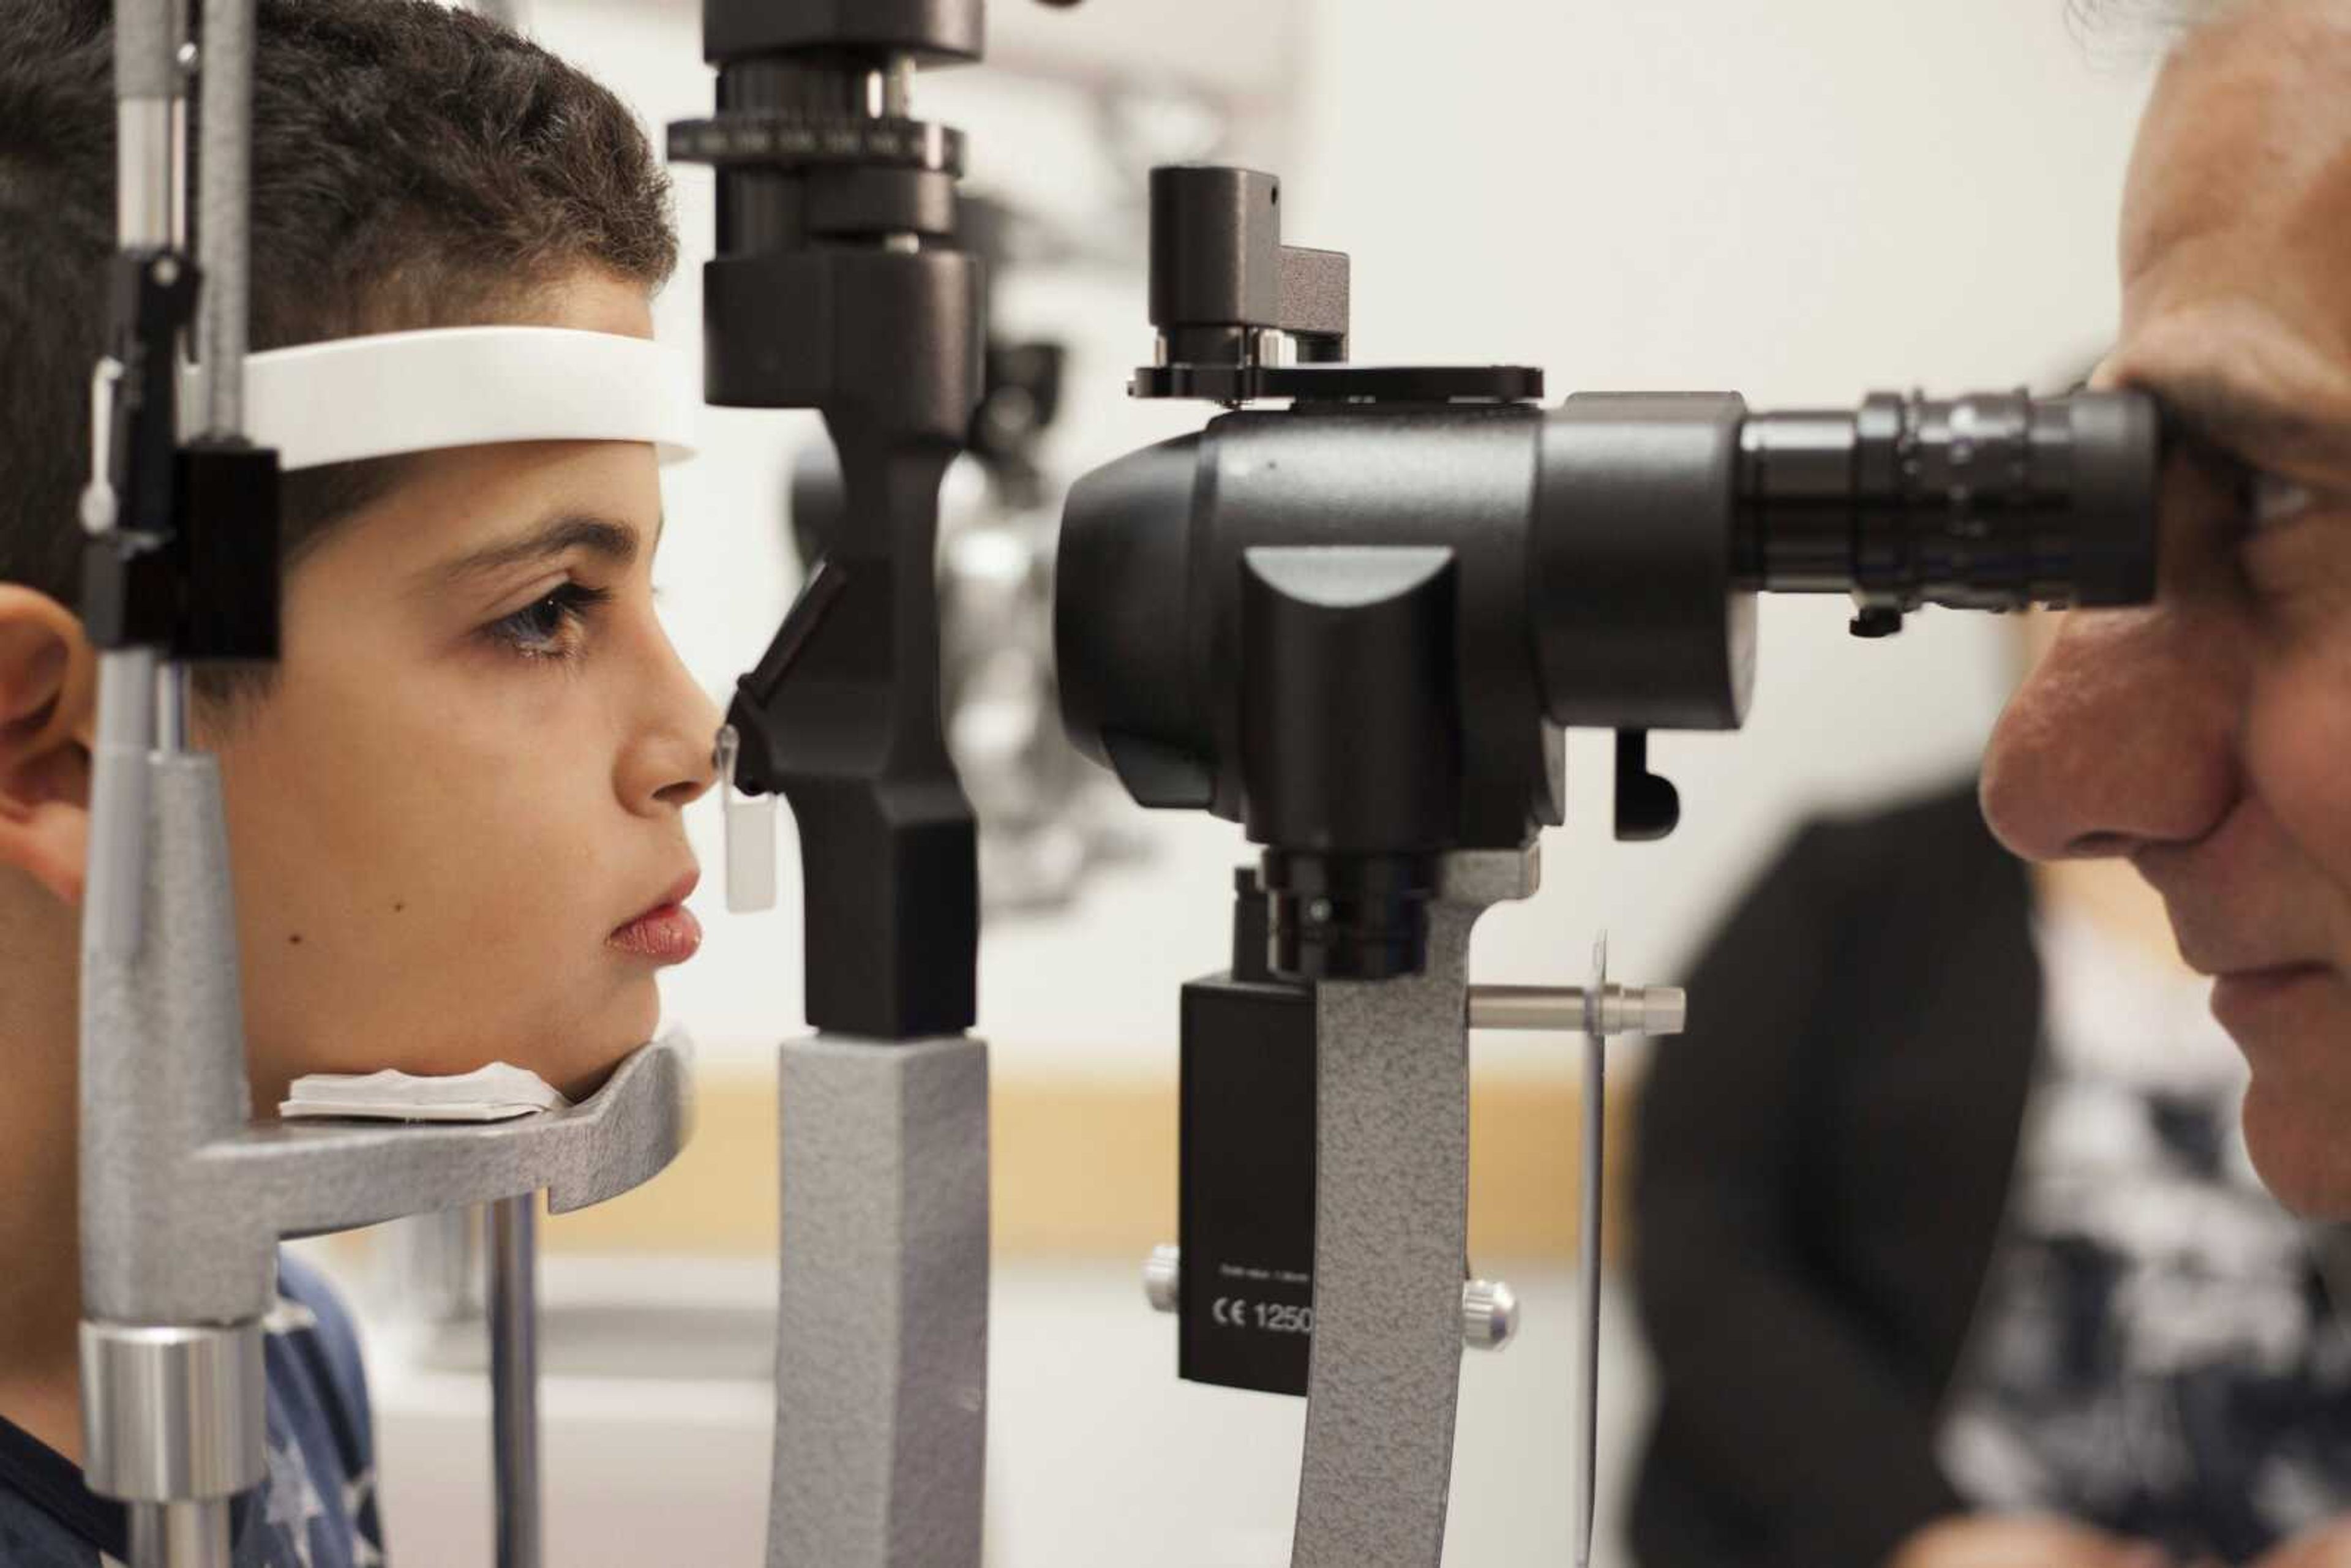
[{"x1": 1735, "y1": 388, "x2": 2161, "y2": 623}]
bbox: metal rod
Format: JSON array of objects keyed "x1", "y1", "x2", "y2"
[
  {"x1": 86, "y1": 649, "x2": 159, "y2": 961},
  {"x1": 116, "y1": 101, "x2": 174, "y2": 247},
  {"x1": 1467, "y1": 985, "x2": 1588, "y2": 1032},
  {"x1": 193, "y1": 0, "x2": 255, "y2": 439},
  {"x1": 1574, "y1": 1033, "x2": 1604, "y2": 1568},
  {"x1": 488, "y1": 1195, "x2": 543, "y2": 1568},
  {"x1": 114, "y1": 0, "x2": 182, "y2": 247},
  {"x1": 129, "y1": 1499, "x2": 233, "y2": 1568},
  {"x1": 155, "y1": 662, "x2": 190, "y2": 752}
]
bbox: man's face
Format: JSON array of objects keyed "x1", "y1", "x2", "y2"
[
  {"x1": 204, "y1": 272, "x2": 721, "y2": 1107},
  {"x1": 1981, "y1": 0, "x2": 2351, "y2": 1214}
]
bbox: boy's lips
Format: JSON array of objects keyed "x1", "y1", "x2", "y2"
[
  {"x1": 609, "y1": 870, "x2": 702, "y2": 962},
  {"x1": 607, "y1": 902, "x2": 702, "y2": 963}
]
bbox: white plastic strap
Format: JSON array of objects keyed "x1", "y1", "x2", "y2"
[{"x1": 182, "y1": 326, "x2": 699, "y2": 471}]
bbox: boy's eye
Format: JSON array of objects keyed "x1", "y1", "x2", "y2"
[{"x1": 485, "y1": 582, "x2": 612, "y2": 661}]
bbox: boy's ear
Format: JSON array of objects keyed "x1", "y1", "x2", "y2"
[{"x1": 0, "y1": 586, "x2": 97, "y2": 908}]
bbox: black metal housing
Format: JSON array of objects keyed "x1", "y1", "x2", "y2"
[
  {"x1": 1057, "y1": 168, "x2": 2162, "y2": 982},
  {"x1": 1058, "y1": 383, "x2": 2159, "y2": 981},
  {"x1": 80, "y1": 248, "x2": 283, "y2": 666},
  {"x1": 673, "y1": 0, "x2": 989, "y2": 1038}
]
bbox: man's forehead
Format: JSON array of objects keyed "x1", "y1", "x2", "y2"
[
  {"x1": 2110, "y1": 4, "x2": 2351, "y2": 474},
  {"x1": 2123, "y1": 5, "x2": 2351, "y2": 271}
]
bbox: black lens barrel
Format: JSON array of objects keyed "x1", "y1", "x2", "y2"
[{"x1": 1735, "y1": 388, "x2": 2160, "y2": 615}]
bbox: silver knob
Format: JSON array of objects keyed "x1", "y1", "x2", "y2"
[
  {"x1": 1595, "y1": 984, "x2": 1687, "y2": 1037},
  {"x1": 1142, "y1": 1243, "x2": 1181, "y2": 1314},
  {"x1": 1142, "y1": 1245, "x2": 1518, "y2": 1351},
  {"x1": 1461, "y1": 1278, "x2": 1519, "y2": 1351}
]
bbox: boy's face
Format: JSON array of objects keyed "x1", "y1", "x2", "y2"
[{"x1": 206, "y1": 272, "x2": 721, "y2": 1106}]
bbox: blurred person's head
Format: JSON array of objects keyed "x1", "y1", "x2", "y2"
[
  {"x1": 1981, "y1": 0, "x2": 2351, "y2": 1215},
  {"x1": 0, "y1": 0, "x2": 720, "y2": 1112}
]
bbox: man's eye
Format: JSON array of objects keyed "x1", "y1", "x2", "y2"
[
  {"x1": 486, "y1": 582, "x2": 612, "y2": 661},
  {"x1": 2251, "y1": 471, "x2": 2315, "y2": 531}
]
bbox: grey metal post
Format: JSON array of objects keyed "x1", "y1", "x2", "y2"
[
  {"x1": 192, "y1": 0, "x2": 253, "y2": 440},
  {"x1": 767, "y1": 1034, "x2": 990, "y2": 1568},
  {"x1": 1289, "y1": 848, "x2": 1539, "y2": 1568},
  {"x1": 129, "y1": 1502, "x2": 233, "y2": 1568},
  {"x1": 83, "y1": 9, "x2": 257, "y2": 1567},
  {"x1": 489, "y1": 1196, "x2": 543, "y2": 1568},
  {"x1": 112, "y1": 0, "x2": 178, "y2": 248}
]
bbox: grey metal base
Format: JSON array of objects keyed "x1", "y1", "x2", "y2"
[
  {"x1": 1291, "y1": 847, "x2": 1538, "y2": 1568},
  {"x1": 767, "y1": 1033, "x2": 989, "y2": 1568}
]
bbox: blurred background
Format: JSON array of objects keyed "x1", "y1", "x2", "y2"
[{"x1": 298, "y1": 2, "x2": 2178, "y2": 1562}]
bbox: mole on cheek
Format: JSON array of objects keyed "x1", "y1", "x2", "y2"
[
  {"x1": 288, "y1": 934, "x2": 303, "y2": 947},
  {"x1": 394, "y1": 902, "x2": 406, "y2": 913}
]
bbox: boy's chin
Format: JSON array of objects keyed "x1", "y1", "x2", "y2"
[{"x1": 547, "y1": 989, "x2": 666, "y2": 1103}]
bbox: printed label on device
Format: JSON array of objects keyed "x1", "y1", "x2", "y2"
[{"x1": 1178, "y1": 967, "x2": 1317, "y2": 1397}]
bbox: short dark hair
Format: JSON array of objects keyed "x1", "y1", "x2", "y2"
[{"x1": 0, "y1": 0, "x2": 676, "y2": 642}]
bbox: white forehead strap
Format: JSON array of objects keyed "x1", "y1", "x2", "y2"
[{"x1": 186, "y1": 327, "x2": 699, "y2": 473}]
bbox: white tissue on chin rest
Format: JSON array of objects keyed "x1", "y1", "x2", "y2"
[{"x1": 279, "y1": 1061, "x2": 571, "y2": 1123}]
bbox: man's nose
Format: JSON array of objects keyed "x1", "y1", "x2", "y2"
[{"x1": 1979, "y1": 602, "x2": 2240, "y2": 864}]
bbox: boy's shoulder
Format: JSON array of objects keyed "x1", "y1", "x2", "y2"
[{"x1": 0, "y1": 1252, "x2": 385, "y2": 1567}]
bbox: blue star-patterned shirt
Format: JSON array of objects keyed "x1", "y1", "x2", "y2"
[{"x1": 0, "y1": 1255, "x2": 385, "y2": 1567}]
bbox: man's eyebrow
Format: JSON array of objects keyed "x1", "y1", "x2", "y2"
[
  {"x1": 2150, "y1": 372, "x2": 2338, "y2": 463},
  {"x1": 415, "y1": 512, "x2": 655, "y2": 595}
]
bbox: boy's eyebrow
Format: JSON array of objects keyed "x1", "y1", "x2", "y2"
[{"x1": 416, "y1": 511, "x2": 664, "y2": 595}]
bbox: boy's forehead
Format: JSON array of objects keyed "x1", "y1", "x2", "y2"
[
  {"x1": 536, "y1": 272, "x2": 658, "y2": 339},
  {"x1": 315, "y1": 438, "x2": 666, "y2": 590}
]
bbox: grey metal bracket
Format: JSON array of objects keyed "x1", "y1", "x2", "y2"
[
  {"x1": 1289, "y1": 846, "x2": 1540, "y2": 1568},
  {"x1": 767, "y1": 1032, "x2": 990, "y2": 1568},
  {"x1": 81, "y1": 754, "x2": 693, "y2": 1327}
]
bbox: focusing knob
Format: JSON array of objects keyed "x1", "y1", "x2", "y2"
[
  {"x1": 669, "y1": 114, "x2": 964, "y2": 176},
  {"x1": 1132, "y1": 362, "x2": 1544, "y2": 407}
]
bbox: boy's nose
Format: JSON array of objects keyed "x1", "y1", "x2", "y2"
[
  {"x1": 620, "y1": 639, "x2": 724, "y2": 816},
  {"x1": 1979, "y1": 602, "x2": 2240, "y2": 866}
]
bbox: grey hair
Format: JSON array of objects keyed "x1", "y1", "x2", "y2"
[{"x1": 2066, "y1": 0, "x2": 2249, "y2": 36}]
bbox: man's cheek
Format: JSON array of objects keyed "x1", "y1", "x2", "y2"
[{"x1": 2244, "y1": 650, "x2": 2351, "y2": 937}]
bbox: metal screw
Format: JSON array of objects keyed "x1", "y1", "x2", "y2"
[
  {"x1": 1594, "y1": 985, "x2": 1688, "y2": 1037},
  {"x1": 1142, "y1": 1247, "x2": 1518, "y2": 1350},
  {"x1": 80, "y1": 483, "x2": 118, "y2": 539},
  {"x1": 1142, "y1": 1242, "x2": 1180, "y2": 1314}
]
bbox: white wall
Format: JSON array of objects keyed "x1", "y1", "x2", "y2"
[{"x1": 520, "y1": 1, "x2": 2159, "y2": 1079}]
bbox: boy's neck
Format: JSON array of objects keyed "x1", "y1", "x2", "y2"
[{"x1": 0, "y1": 874, "x2": 89, "y2": 1465}]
